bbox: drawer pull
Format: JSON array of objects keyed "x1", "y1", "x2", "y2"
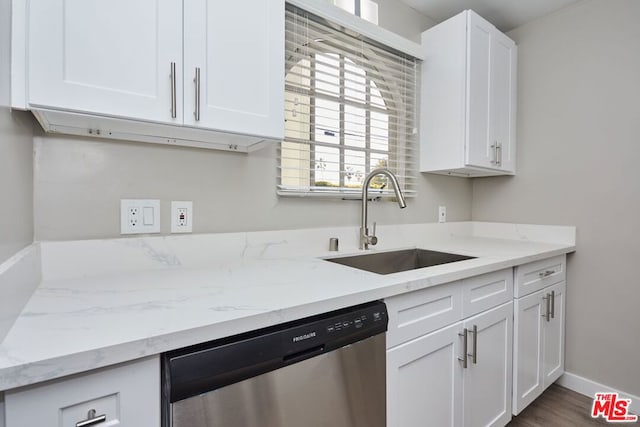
[
  {"x1": 76, "y1": 409, "x2": 107, "y2": 427},
  {"x1": 539, "y1": 270, "x2": 555, "y2": 278},
  {"x1": 550, "y1": 290, "x2": 555, "y2": 319}
]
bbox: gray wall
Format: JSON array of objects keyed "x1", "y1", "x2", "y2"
[
  {"x1": 32, "y1": 3, "x2": 473, "y2": 241},
  {"x1": 0, "y1": 110, "x2": 33, "y2": 262},
  {"x1": 375, "y1": 0, "x2": 434, "y2": 43},
  {"x1": 0, "y1": 0, "x2": 34, "y2": 263},
  {"x1": 472, "y1": 0, "x2": 640, "y2": 396},
  {"x1": 33, "y1": 134, "x2": 472, "y2": 240}
]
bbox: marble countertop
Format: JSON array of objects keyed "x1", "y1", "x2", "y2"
[{"x1": 0, "y1": 222, "x2": 576, "y2": 392}]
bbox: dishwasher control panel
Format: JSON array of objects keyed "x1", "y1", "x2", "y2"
[
  {"x1": 163, "y1": 301, "x2": 388, "y2": 404},
  {"x1": 327, "y1": 309, "x2": 385, "y2": 334},
  {"x1": 285, "y1": 302, "x2": 387, "y2": 345}
]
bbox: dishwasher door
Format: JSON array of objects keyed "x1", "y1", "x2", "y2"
[
  {"x1": 164, "y1": 301, "x2": 388, "y2": 427},
  {"x1": 171, "y1": 333, "x2": 385, "y2": 427}
]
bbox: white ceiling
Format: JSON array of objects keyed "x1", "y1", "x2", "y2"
[{"x1": 398, "y1": 0, "x2": 583, "y2": 32}]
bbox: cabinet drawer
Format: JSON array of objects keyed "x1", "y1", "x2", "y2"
[
  {"x1": 462, "y1": 268, "x2": 513, "y2": 318},
  {"x1": 5, "y1": 356, "x2": 159, "y2": 427},
  {"x1": 514, "y1": 255, "x2": 566, "y2": 297},
  {"x1": 385, "y1": 281, "x2": 463, "y2": 348}
]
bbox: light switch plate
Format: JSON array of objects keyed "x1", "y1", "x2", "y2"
[
  {"x1": 121, "y1": 199, "x2": 161, "y2": 234},
  {"x1": 171, "y1": 201, "x2": 193, "y2": 233}
]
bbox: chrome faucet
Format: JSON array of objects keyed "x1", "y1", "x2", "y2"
[{"x1": 360, "y1": 168, "x2": 407, "y2": 250}]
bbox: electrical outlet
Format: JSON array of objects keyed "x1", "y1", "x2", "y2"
[
  {"x1": 121, "y1": 199, "x2": 160, "y2": 234},
  {"x1": 128, "y1": 207, "x2": 139, "y2": 229},
  {"x1": 171, "y1": 201, "x2": 193, "y2": 233},
  {"x1": 177, "y1": 208, "x2": 187, "y2": 226},
  {"x1": 438, "y1": 205, "x2": 447, "y2": 223}
]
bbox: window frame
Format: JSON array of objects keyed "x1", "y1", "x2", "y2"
[{"x1": 279, "y1": 4, "x2": 418, "y2": 199}]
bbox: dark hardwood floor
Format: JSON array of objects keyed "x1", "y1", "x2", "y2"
[{"x1": 508, "y1": 384, "x2": 639, "y2": 426}]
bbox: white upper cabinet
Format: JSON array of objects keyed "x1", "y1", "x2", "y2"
[
  {"x1": 420, "y1": 10, "x2": 517, "y2": 176},
  {"x1": 28, "y1": 0, "x2": 183, "y2": 124},
  {"x1": 183, "y1": 1, "x2": 284, "y2": 139},
  {"x1": 17, "y1": 0, "x2": 285, "y2": 152}
]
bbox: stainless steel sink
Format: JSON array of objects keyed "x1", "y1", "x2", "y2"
[{"x1": 325, "y1": 248, "x2": 476, "y2": 275}]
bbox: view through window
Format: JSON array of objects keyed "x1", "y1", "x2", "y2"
[{"x1": 279, "y1": 6, "x2": 418, "y2": 197}]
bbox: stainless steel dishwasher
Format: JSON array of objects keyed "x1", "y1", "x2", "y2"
[{"x1": 161, "y1": 301, "x2": 388, "y2": 427}]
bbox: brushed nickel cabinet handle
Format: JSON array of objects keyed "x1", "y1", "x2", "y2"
[
  {"x1": 496, "y1": 142, "x2": 502, "y2": 166},
  {"x1": 76, "y1": 409, "x2": 106, "y2": 427},
  {"x1": 471, "y1": 324, "x2": 478, "y2": 364},
  {"x1": 194, "y1": 67, "x2": 201, "y2": 121},
  {"x1": 458, "y1": 328, "x2": 468, "y2": 368},
  {"x1": 550, "y1": 290, "x2": 555, "y2": 319},
  {"x1": 490, "y1": 143, "x2": 498, "y2": 164},
  {"x1": 539, "y1": 270, "x2": 555, "y2": 278},
  {"x1": 542, "y1": 294, "x2": 550, "y2": 322},
  {"x1": 170, "y1": 62, "x2": 177, "y2": 119}
]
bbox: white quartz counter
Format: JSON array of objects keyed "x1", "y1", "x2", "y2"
[{"x1": 0, "y1": 222, "x2": 575, "y2": 392}]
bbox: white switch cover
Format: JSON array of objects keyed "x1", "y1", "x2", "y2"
[
  {"x1": 438, "y1": 205, "x2": 446, "y2": 223},
  {"x1": 171, "y1": 201, "x2": 193, "y2": 233},
  {"x1": 121, "y1": 199, "x2": 161, "y2": 234}
]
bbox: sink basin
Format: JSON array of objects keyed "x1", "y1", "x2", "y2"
[{"x1": 325, "y1": 248, "x2": 476, "y2": 275}]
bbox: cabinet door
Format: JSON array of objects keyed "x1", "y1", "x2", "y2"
[
  {"x1": 465, "y1": 11, "x2": 516, "y2": 173},
  {"x1": 512, "y1": 289, "x2": 545, "y2": 415},
  {"x1": 28, "y1": 0, "x2": 182, "y2": 124},
  {"x1": 387, "y1": 322, "x2": 463, "y2": 427},
  {"x1": 543, "y1": 281, "x2": 566, "y2": 387},
  {"x1": 489, "y1": 31, "x2": 517, "y2": 173},
  {"x1": 462, "y1": 301, "x2": 513, "y2": 427},
  {"x1": 465, "y1": 11, "x2": 493, "y2": 169},
  {"x1": 183, "y1": 0, "x2": 284, "y2": 139}
]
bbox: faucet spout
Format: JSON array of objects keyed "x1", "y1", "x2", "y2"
[{"x1": 360, "y1": 168, "x2": 407, "y2": 250}]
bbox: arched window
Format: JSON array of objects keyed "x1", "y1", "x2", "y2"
[{"x1": 279, "y1": 5, "x2": 417, "y2": 197}]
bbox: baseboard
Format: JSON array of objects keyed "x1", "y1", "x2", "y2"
[{"x1": 558, "y1": 372, "x2": 640, "y2": 416}]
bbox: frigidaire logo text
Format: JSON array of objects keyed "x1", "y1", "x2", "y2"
[{"x1": 292, "y1": 332, "x2": 316, "y2": 342}]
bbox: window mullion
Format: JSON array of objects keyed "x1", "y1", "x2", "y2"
[
  {"x1": 339, "y1": 54, "x2": 346, "y2": 189},
  {"x1": 365, "y1": 74, "x2": 371, "y2": 173},
  {"x1": 310, "y1": 54, "x2": 317, "y2": 186}
]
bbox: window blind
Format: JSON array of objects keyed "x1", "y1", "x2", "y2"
[{"x1": 279, "y1": 4, "x2": 419, "y2": 198}]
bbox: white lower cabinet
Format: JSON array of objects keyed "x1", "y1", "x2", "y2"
[
  {"x1": 386, "y1": 270, "x2": 513, "y2": 427},
  {"x1": 387, "y1": 322, "x2": 463, "y2": 427},
  {"x1": 462, "y1": 302, "x2": 513, "y2": 427},
  {"x1": 543, "y1": 282, "x2": 565, "y2": 385},
  {"x1": 4, "y1": 356, "x2": 160, "y2": 427},
  {"x1": 513, "y1": 281, "x2": 566, "y2": 414}
]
